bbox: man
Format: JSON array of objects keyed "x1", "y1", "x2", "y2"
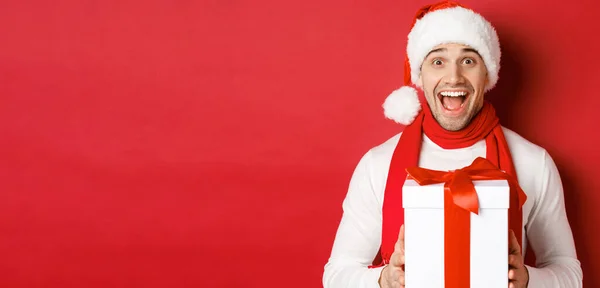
[{"x1": 322, "y1": 1, "x2": 583, "y2": 288}]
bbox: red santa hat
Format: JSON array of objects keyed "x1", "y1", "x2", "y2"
[{"x1": 383, "y1": 1, "x2": 501, "y2": 125}]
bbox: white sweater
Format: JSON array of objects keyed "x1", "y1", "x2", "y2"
[{"x1": 323, "y1": 127, "x2": 582, "y2": 288}]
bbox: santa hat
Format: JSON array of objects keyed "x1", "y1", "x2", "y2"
[{"x1": 383, "y1": 1, "x2": 501, "y2": 125}]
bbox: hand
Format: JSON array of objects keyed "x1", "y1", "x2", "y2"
[
  {"x1": 379, "y1": 224, "x2": 406, "y2": 288},
  {"x1": 508, "y1": 229, "x2": 529, "y2": 288}
]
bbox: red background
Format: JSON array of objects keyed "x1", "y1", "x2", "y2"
[{"x1": 1, "y1": 0, "x2": 599, "y2": 287}]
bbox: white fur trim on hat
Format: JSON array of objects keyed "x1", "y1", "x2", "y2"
[
  {"x1": 383, "y1": 86, "x2": 422, "y2": 125},
  {"x1": 407, "y1": 7, "x2": 501, "y2": 91}
]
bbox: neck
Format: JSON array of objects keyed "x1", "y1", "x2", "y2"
[{"x1": 421, "y1": 101, "x2": 499, "y2": 149}]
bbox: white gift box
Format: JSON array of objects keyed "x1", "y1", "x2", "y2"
[{"x1": 403, "y1": 179, "x2": 509, "y2": 288}]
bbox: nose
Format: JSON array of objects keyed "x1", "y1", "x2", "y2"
[{"x1": 444, "y1": 62, "x2": 465, "y2": 85}]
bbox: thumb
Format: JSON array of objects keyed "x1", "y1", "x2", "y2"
[
  {"x1": 509, "y1": 229, "x2": 521, "y2": 255},
  {"x1": 395, "y1": 224, "x2": 405, "y2": 253}
]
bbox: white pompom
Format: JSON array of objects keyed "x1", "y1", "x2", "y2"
[{"x1": 382, "y1": 86, "x2": 422, "y2": 125}]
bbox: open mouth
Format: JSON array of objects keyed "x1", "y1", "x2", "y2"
[{"x1": 437, "y1": 90, "x2": 470, "y2": 113}]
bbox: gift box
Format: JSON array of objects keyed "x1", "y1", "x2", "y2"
[{"x1": 403, "y1": 178, "x2": 509, "y2": 288}]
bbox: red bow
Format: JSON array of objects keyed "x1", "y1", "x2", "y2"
[{"x1": 406, "y1": 157, "x2": 527, "y2": 287}]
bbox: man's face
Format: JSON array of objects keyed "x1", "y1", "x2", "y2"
[{"x1": 417, "y1": 43, "x2": 488, "y2": 131}]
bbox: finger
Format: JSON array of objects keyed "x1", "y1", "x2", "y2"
[
  {"x1": 395, "y1": 224, "x2": 405, "y2": 253},
  {"x1": 509, "y1": 282, "x2": 516, "y2": 288},
  {"x1": 508, "y1": 229, "x2": 521, "y2": 255},
  {"x1": 508, "y1": 268, "x2": 517, "y2": 280},
  {"x1": 399, "y1": 270, "x2": 405, "y2": 286},
  {"x1": 509, "y1": 254, "x2": 522, "y2": 268},
  {"x1": 388, "y1": 265, "x2": 405, "y2": 286},
  {"x1": 390, "y1": 250, "x2": 405, "y2": 267}
]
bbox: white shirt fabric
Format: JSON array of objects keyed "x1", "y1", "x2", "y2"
[{"x1": 323, "y1": 127, "x2": 582, "y2": 288}]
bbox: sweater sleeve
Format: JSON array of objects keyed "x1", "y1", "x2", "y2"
[
  {"x1": 524, "y1": 150, "x2": 583, "y2": 287},
  {"x1": 323, "y1": 150, "x2": 385, "y2": 288}
]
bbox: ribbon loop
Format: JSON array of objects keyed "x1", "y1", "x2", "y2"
[{"x1": 448, "y1": 169, "x2": 479, "y2": 214}]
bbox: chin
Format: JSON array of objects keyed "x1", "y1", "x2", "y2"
[{"x1": 436, "y1": 114, "x2": 471, "y2": 131}]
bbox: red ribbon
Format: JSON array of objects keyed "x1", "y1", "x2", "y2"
[{"x1": 406, "y1": 157, "x2": 527, "y2": 287}]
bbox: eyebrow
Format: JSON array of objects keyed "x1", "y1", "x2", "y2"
[
  {"x1": 462, "y1": 48, "x2": 480, "y2": 55},
  {"x1": 425, "y1": 47, "x2": 482, "y2": 59},
  {"x1": 426, "y1": 48, "x2": 447, "y2": 58}
]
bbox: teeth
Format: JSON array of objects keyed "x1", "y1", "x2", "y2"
[{"x1": 440, "y1": 91, "x2": 468, "y2": 97}]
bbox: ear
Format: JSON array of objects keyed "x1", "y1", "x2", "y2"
[
  {"x1": 417, "y1": 75, "x2": 423, "y2": 88},
  {"x1": 484, "y1": 68, "x2": 489, "y2": 86}
]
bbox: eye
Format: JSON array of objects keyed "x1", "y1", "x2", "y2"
[
  {"x1": 432, "y1": 59, "x2": 443, "y2": 66},
  {"x1": 463, "y1": 58, "x2": 475, "y2": 65}
]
